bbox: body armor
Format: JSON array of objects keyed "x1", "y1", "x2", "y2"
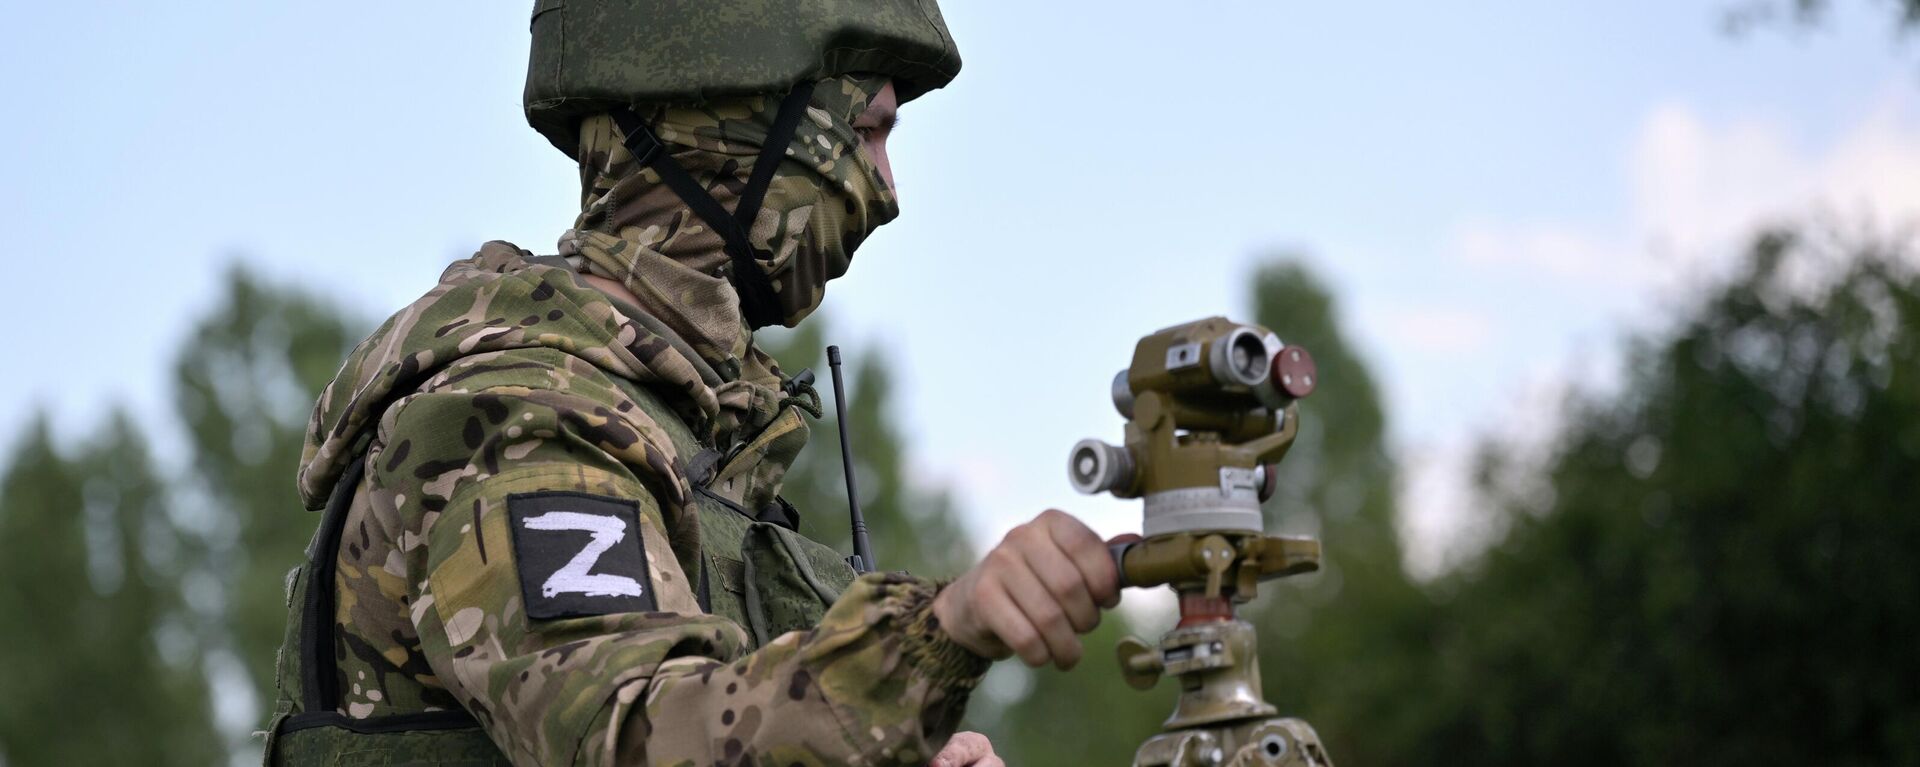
[{"x1": 265, "y1": 378, "x2": 855, "y2": 764}]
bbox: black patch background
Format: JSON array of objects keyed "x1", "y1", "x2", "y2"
[{"x1": 507, "y1": 491, "x2": 656, "y2": 619}]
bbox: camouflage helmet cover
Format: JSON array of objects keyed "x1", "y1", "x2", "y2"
[{"x1": 523, "y1": 0, "x2": 963, "y2": 154}]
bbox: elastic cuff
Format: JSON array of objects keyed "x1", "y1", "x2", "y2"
[{"x1": 898, "y1": 581, "x2": 991, "y2": 689}]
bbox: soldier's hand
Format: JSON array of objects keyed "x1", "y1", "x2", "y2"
[
  {"x1": 932, "y1": 509, "x2": 1122, "y2": 670},
  {"x1": 929, "y1": 731, "x2": 1002, "y2": 767}
]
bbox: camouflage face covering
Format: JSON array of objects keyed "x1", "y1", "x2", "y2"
[{"x1": 566, "y1": 74, "x2": 896, "y2": 342}]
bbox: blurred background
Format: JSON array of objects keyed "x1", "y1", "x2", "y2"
[{"x1": 2, "y1": 1, "x2": 1918, "y2": 764}]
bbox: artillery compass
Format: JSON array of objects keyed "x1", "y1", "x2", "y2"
[{"x1": 1069, "y1": 317, "x2": 1333, "y2": 767}]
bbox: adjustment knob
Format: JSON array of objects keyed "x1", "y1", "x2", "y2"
[
  {"x1": 1271, "y1": 344, "x2": 1318, "y2": 399},
  {"x1": 1115, "y1": 635, "x2": 1162, "y2": 690},
  {"x1": 1068, "y1": 439, "x2": 1134, "y2": 496},
  {"x1": 1110, "y1": 369, "x2": 1135, "y2": 418}
]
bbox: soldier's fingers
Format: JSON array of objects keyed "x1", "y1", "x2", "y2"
[
  {"x1": 979, "y1": 578, "x2": 1048, "y2": 667},
  {"x1": 939, "y1": 576, "x2": 1009, "y2": 660},
  {"x1": 1001, "y1": 562, "x2": 1084, "y2": 669},
  {"x1": 1042, "y1": 509, "x2": 1122, "y2": 608},
  {"x1": 930, "y1": 731, "x2": 993, "y2": 767},
  {"x1": 1018, "y1": 533, "x2": 1100, "y2": 634}
]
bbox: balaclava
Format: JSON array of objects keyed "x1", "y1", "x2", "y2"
[{"x1": 561, "y1": 75, "x2": 896, "y2": 381}]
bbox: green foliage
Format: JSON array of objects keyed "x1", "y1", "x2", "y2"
[
  {"x1": 1415, "y1": 230, "x2": 1920, "y2": 765},
  {"x1": 0, "y1": 266, "x2": 359, "y2": 765},
  {"x1": 0, "y1": 415, "x2": 222, "y2": 766},
  {"x1": 174, "y1": 265, "x2": 361, "y2": 708},
  {"x1": 761, "y1": 320, "x2": 975, "y2": 579},
  {"x1": 1245, "y1": 260, "x2": 1436, "y2": 763}
]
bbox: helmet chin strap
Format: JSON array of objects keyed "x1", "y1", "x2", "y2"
[{"x1": 611, "y1": 81, "x2": 818, "y2": 330}]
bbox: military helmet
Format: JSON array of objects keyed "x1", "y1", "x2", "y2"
[{"x1": 522, "y1": 0, "x2": 963, "y2": 154}]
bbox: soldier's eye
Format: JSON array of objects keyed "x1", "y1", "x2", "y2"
[{"x1": 852, "y1": 115, "x2": 899, "y2": 144}]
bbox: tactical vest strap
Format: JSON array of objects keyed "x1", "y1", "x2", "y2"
[
  {"x1": 278, "y1": 709, "x2": 484, "y2": 735},
  {"x1": 298, "y1": 455, "x2": 480, "y2": 727},
  {"x1": 274, "y1": 450, "x2": 488, "y2": 758},
  {"x1": 686, "y1": 448, "x2": 729, "y2": 487},
  {"x1": 296, "y1": 456, "x2": 360, "y2": 714},
  {"x1": 269, "y1": 719, "x2": 508, "y2": 767}
]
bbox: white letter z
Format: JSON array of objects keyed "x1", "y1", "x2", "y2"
[{"x1": 521, "y1": 511, "x2": 646, "y2": 599}]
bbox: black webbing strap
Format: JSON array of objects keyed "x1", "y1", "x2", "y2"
[
  {"x1": 735, "y1": 84, "x2": 817, "y2": 243},
  {"x1": 609, "y1": 81, "x2": 818, "y2": 329},
  {"x1": 292, "y1": 455, "x2": 482, "y2": 734},
  {"x1": 300, "y1": 456, "x2": 364, "y2": 714}
]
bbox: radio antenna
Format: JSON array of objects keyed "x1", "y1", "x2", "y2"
[{"x1": 827, "y1": 345, "x2": 876, "y2": 573}]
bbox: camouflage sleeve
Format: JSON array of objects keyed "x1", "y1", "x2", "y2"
[{"x1": 369, "y1": 347, "x2": 986, "y2": 767}]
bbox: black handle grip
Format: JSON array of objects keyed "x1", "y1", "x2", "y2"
[{"x1": 1110, "y1": 541, "x2": 1134, "y2": 589}]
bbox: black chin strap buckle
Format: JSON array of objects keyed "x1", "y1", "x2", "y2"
[{"x1": 611, "y1": 111, "x2": 665, "y2": 166}]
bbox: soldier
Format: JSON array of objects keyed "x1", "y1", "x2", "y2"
[{"x1": 262, "y1": 2, "x2": 1124, "y2": 766}]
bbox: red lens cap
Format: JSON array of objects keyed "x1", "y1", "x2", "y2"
[{"x1": 1272, "y1": 345, "x2": 1317, "y2": 398}]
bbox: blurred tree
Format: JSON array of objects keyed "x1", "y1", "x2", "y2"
[
  {"x1": 968, "y1": 257, "x2": 1431, "y2": 765},
  {"x1": 0, "y1": 414, "x2": 222, "y2": 767},
  {"x1": 1246, "y1": 259, "x2": 1437, "y2": 763},
  {"x1": 1723, "y1": 0, "x2": 1920, "y2": 35},
  {"x1": 1417, "y1": 230, "x2": 1920, "y2": 765},
  {"x1": 173, "y1": 265, "x2": 362, "y2": 712},
  {"x1": 761, "y1": 320, "x2": 975, "y2": 578}
]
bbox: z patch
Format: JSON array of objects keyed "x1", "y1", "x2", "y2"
[{"x1": 507, "y1": 492, "x2": 657, "y2": 619}]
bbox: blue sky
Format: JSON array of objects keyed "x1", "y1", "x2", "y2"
[{"x1": 4, "y1": 1, "x2": 1916, "y2": 576}]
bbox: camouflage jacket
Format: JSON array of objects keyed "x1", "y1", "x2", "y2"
[{"x1": 274, "y1": 244, "x2": 986, "y2": 766}]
